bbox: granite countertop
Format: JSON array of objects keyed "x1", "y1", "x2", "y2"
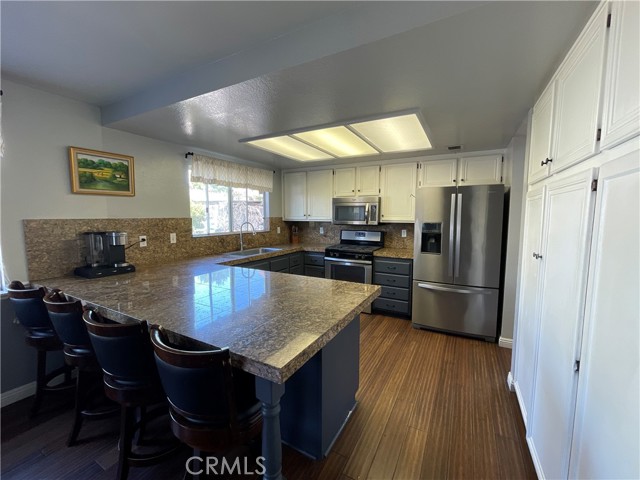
[
  {"x1": 38, "y1": 255, "x2": 380, "y2": 384},
  {"x1": 374, "y1": 248, "x2": 413, "y2": 259}
]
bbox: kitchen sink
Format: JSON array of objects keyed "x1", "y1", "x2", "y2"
[{"x1": 228, "y1": 247, "x2": 283, "y2": 257}]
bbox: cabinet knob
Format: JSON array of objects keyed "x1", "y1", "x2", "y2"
[
  {"x1": 453, "y1": 179, "x2": 457, "y2": 183},
  {"x1": 352, "y1": 189, "x2": 355, "y2": 192},
  {"x1": 460, "y1": 179, "x2": 465, "y2": 182}
]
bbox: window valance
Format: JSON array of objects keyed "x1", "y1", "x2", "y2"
[{"x1": 190, "y1": 154, "x2": 273, "y2": 193}]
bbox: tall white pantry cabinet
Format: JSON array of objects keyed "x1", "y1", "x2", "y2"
[{"x1": 512, "y1": 1, "x2": 639, "y2": 479}]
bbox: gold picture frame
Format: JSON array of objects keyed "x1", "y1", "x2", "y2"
[{"x1": 69, "y1": 146, "x2": 135, "y2": 196}]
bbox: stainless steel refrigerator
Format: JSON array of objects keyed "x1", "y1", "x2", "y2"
[{"x1": 412, "y1": 184, "x2": 505, "y2": 341}]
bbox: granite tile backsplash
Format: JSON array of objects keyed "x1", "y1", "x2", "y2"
[
  {"x1": 290, "y1": 221, "x2": 414, "y2": 249},
  {"x1": 23, "y1": 217, "x2": 290, "y2": 280}
]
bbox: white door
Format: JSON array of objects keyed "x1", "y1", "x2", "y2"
[
  {"x1": 528, "y1": 168, "x2": 596, "y2": 479},
  {"x1": 513, "y1": 185, "x2": 545, "y2": 428},
  {"x1": 418, "y1": 158, "x2": 457, "y2": 187},
  {"x1": 333, "y1": 168, "x2": 356, "y2": 197},
  {"x1": 458, "y1": 155, "x2": 503, "y2": 185},
  {"x1": 356, "y1": 165, "x2": 380, "y2": 196},
  {"x1": 552, "y1": 5, "x2": 607, "y2": 173},
  {"x1": 569, "y1": 144, "x2": 640, "y2": 479},
  {"x1": 380, "y1": 163, "x2": 417, "y2": 222},
  {"x1": 600, "y1": 1, "x2": 640, "y2": 149},
  {"x1": 283, "y1": 172, "x2": 307, "y2": 221},
  {"x1": 528, "y1": 82, "x2": 555, "y2": 184},
  {"x1": 306, "y1": 170, "x2": 333, "y2": 221}
]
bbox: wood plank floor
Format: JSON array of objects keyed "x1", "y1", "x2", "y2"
[{"x1": 1, "y1": 314, "x2": 536, "y2": 479}]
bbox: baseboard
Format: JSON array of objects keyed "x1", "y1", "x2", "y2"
[
  {"x1": 527, "y1": 435, "x2": 544, "y2": 479},
  {"x1": 498, "y1": 336, "x2": 513, "y2": 349},
  {"x1": 1, "y1": 381, "x2": 36, "y2": 407}
]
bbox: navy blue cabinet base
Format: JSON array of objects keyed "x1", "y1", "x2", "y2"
[{"x1": 373, "y1": 258, "x2": 413, "y2": 318}]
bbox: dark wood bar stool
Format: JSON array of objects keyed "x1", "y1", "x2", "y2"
[
  {"x1": 7, "y1": 281, "x2": 74, "y2": 417},
  {"x1": 83, "y1": 310, "x2": 180, "y2": 480},
  {"x1": 43, "y1": 290, "x2": 118, "y2": 446},
  {"x1": 149, "y1": 325, "x2": 262, "y2": 479}
]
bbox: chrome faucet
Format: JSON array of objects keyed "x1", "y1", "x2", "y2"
[{"x1": 239, "y1": 222, "x2": 256, "y2": 251}]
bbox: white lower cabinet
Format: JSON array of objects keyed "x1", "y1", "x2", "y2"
[
  {"x1": 527, "y1": 168, "x2": 596, "y2": 479},
  {"x1": 568, "y1": 146, "x2": 640, "y2": 479}
]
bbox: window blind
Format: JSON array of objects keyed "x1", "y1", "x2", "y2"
[{"x1": 190, "y1": 154, "x2": 273, "y2": 193}]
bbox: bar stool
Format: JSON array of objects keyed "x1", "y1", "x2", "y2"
[
  {"x1": 7, "y1": 281, "x2": 73, "y2": 417},
  {"x1": 43, "y1": 290, "x2": 118, "y2": 446},
  {"x1": 149, "y1": 325, "x2": 262, "y2": 478},
  {"x1": 83, "y1": 310, "x2": 179, "y2": 480}
]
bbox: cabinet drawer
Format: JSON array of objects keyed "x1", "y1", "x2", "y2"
[
  {"x1": 270, "y1": 257, "x2": 290, "y2": 272},
  {"x1": 374, "y1": 273, "x2": 410, "y2": 289},
  {"x1": 289, "y1": 253, "x2": 303, "y2": 267},
  {"x1": 305, "y1": 265, "x2": 325, "y2": 278},
  {"x1": 290, "y1": 264, "x2": 304, "y2": 275},
  {"x1": 304, "y1": 253, "x2": 325, "y2": 266},
  {"x1": 380, "y1": 286, "x2": 409, "y2": 302},
  {"x1": 374, "y1": 259, "x2": 412, "y2": 275},
  {"x1": 373, "y1": 298, "x2": 410, "y2": 315}
]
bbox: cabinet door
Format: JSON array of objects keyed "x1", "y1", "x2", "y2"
[
  {"x1": 552, "y1": 5, "x2": 607, "y2": 173},
  {"x1": 419, "y1": 158, "x2": 457, "y2": 187},
  {"x1": 356, "y1": 165, "x2": 380, "y2": 196},
  {"x1": 458, "y1": 155, "x2": 503, "y2": 185},
  {"x1": 380, "y1": 163, "x2": 416, "y2": 222},
  {"x1": 512, "y1": 186, "x2": 545, "y2": 428},
  {"x1": 569, "y1": 145, "x2": 640, "y2": 480},
  {"x1": 528, "y1": 82, "x2": 555, "y2": 184},
  {"x1": 600, "y1": 1, "x2": 640, "y2": 149},
  {"x1": 528, "y1": 168, "x2": 596, "y2": 480},
  {"x1": 306, "y1": 170, "x2": 333, "y2": 221},
  {"x1": 283, "y1": 172, "x2": 307, "y2": 221},
  {"x1": 333, "y1": 168, "x2": 356, "y2": 197}
]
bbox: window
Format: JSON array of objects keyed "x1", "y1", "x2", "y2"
[{"x1": 190, "y1": 176, "x2": 267, "y2": 235}]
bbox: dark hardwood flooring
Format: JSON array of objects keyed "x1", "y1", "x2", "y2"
[{"x1": 1, "y1": 314, "x2": 535, "y2": 479}]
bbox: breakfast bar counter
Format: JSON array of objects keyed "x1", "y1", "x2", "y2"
[{"x1": 38, "y1": 256, "x2": 381, "y2": 480}]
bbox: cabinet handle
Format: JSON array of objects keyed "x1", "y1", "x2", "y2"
[
  {"x1": 387, "y1": 266, "x2": 397, "y2": 270},
  {"x1": 532, "y1": 252, "x2": 543, "y2": 260},
  {"x1": 541, "y1": 158, "x2": 553, "y2": 166}
]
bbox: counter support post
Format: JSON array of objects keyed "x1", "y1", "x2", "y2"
[{"x1": 255, "y1": 378, "x2": 286, "y2": 480}]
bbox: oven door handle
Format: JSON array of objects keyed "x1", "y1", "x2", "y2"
[{"x1": 324, "y1": 257, "x2": 372, "y2": 265}]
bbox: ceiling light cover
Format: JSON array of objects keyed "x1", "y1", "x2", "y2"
[
  {"x1": 293, "y1": 126, "x2": 378, "y2": 157},
  {"x1": 247, "y1": 136, "x2": 333, "y2": 161},
  {"x1": 350, "y1": 114, "x2": 432, "y2": 152}
]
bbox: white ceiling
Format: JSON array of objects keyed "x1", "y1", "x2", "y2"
[{"x1": 1, "y1": 1, "x2": 597, "y2": 170}]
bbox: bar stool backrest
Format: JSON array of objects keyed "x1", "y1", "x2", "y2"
[
  {"x1": 7, "y1": 285, "x2": 53, "y2": 332},
  {"x1": 44, "y1": 293, "x2": 90, "y2": 348}
]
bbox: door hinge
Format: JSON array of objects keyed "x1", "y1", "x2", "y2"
[
  {"x1": 500, "y1": 175, "x2": 503, "y2": 182},
  {"x1": 607, "y1": 13, "x2": 611, "y2": 28},
  {"x1": 591, "y1": 179, "x2": 598, "y2": 192},
  {"x1": 378, "y1": 188, "x2": 381, "y2": 194},
  {"x1": 379, "y1": 166, "x2": 382, "y2": 173},
  {"x1": 596, "y1": 128, "x2": 602, "y2": 142},
  {"x1": 501, "y1": 156, "x2": 504, "y2": 163},
  {"x1": 574, "y1": 360, "x2": 581, "y2": 372}
]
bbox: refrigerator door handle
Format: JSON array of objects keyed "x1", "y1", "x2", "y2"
[
  {"x1": 455, "y1": 193, "x2": 462, "y2": 278},
  {"x1": 417, "y1": 282, "x2": 492, "y2": 295},
  {"x1": 448, "y1": 193, "x2": 456, "y2": 277}
]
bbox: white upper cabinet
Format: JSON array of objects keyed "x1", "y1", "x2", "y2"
[
  {"x1": 600, "y1": 1, "x2": 640, "y2": 149},
  {"x1": 528, "y1": 81, "x2": 556, "y2": 184},
  {"x1": 283, "y1": 170, "x2": 332, "y2": 221},
  {"x1": 419, "y1": 156, "x2": 503, "y2": 187},
  {"x1": 380, "y1": 162, "x2": 416, "y2": 222},
  {"x1": 333, "y1": 165, "x2": 380, "y2": 197},
  {"x1": 419, "y1": 158, "x2": 457, "y2": 186},
  {"x1": 457, "y1": 155, "x2": 503, "y2": 185},
  {"x1": 552, "y1": 4, "x2": 608, "y2": 173}
]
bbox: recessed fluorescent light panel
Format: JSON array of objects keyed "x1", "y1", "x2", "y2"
[
  {"x1": 350, "y1": 114, "x2": 432, "y2": 152},
  {"x1": 293, "y1": 126, "x2": 378, "y2": 157},
  {"x1": 241, "y1": 112, "x2": 432, "y2": 162},
  {"x1": 247, "y1": 136, "x2": 333, "y2": 161}
]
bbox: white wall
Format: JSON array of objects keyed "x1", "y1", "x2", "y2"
[{"x1": 1, "y1": 80, "x2": 280, "y2": 281}]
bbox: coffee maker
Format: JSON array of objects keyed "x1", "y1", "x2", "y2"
[{"x1": 74, "y1": 231, "x2": 136, "y2": 278}]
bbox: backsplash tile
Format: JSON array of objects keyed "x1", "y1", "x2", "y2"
[
  {"x1": 289, "y1": 222, "x2": 414, "y2": 249},
  {"x1": 23, "y1": 217, "x2": 290, "y2": 280}
]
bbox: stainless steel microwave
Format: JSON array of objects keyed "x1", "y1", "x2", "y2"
[{"x1": 332, "y1": 196, "x2": 380, "y2": 225}]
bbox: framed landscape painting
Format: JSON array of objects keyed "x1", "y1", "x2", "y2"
[{"x1": 69, "y1": 147, "x2": 135, "y2": 196}]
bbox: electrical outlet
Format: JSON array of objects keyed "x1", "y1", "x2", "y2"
[
  {"x1": 277, "y1": 226, "x2": 281, "y2": 234},
  {"x1": 401, "y1": 229, "x2": 407, "y2": 238},
  {"x1": 139, "y1": 235, "x2": 147, "y2": 247},
  {"x1": 319, "y1": 227, "x2": 324, "y2": 235},
  {"x1": 170, "y1": 233, "x2": 177, "y2": 244}
]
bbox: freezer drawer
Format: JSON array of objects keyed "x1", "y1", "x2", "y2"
[{"x1": 411, "y1": 281, "x2": 499, "y2": 340}]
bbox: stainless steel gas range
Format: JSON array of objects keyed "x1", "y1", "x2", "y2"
[{"x1": 325, "y1": 230, "x2": 384, "y2": 313}]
